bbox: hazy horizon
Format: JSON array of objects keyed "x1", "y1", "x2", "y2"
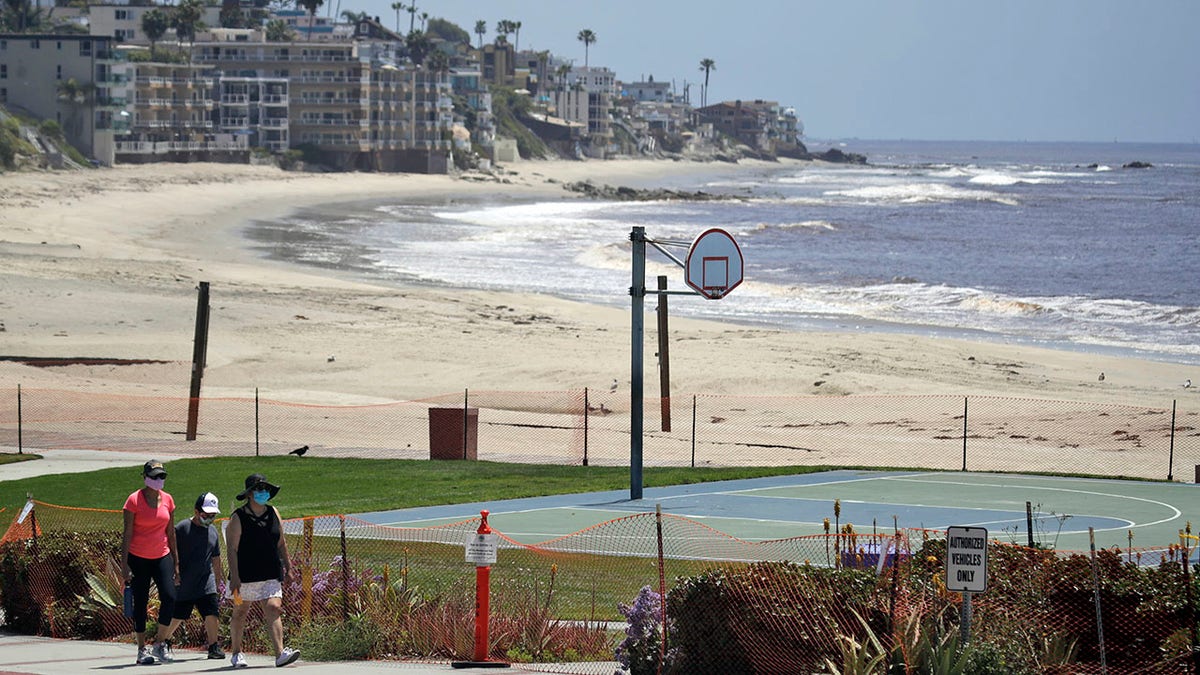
[{"x1": 351, "y1": 0, "x2": 1199, "y2": 144}]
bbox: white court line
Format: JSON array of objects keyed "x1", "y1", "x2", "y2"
[
  {"x1": 641, "y1": 473, "x2": 1162, "y2": 535},
  {"x1": 887, "y1": 477, "x2": 1181, "y2": 533}
]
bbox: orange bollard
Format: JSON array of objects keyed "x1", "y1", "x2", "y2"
[
  {"x1": 473, "y1": 510, "x2": 492, "y2": 662},
  {"x1": 452, "y1": 510, "x2": 508, "y2": 669}
]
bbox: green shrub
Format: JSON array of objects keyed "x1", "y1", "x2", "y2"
[
  {"x1": 0, "y1": 531, "x2": 125, "y2": 638},
  {"x1": 38, "y1": 119, "x2": 63, "y2": 139},
  {"x1": 292, "y1": 615, "x2": 382, "y2": 660}
]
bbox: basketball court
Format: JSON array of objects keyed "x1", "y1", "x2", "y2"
[{"x1": 357, "y1": 470, "x2": 1200, "y2": 556}]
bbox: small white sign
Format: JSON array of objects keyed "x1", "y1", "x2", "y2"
[
  {"x1": 16, "y1": 500, "x2": 34, "y2": 525},
  {"x1": 945, "y1": 526, "x2": 988, "y2": 593},
  {"x1": 464, "y1": 532, "x2": 499, "y2": 565}
]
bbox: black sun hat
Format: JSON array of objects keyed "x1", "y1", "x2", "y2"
[
  {"x1": 236, "y1": 473, "x2": 280, "y2": 501},
  {"x1": 143, "y1": 460, "x2": 167, "y2": 479}
]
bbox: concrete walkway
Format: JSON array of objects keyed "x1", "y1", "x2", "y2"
[
  {"x1": 0, "y1": 448, "x2": 186, "y2": 482},
  {"x1": 0, "y1": 632, "x2": 533, "y2": 673}
]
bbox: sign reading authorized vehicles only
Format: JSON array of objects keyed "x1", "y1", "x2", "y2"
[{"x1": 945, "y1": 526, "x2": 988, "y2": 593}]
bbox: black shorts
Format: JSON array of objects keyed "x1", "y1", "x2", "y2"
[{"x1": 172, "y1": 593, "x2": 219, "y2": 620}]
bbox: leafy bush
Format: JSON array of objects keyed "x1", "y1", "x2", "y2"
[
  {"x1": 667, "y1": 562, "x2": 882, "y2": 674},
  {"x1": 292, "y1": 615, "x2": 383, "y2": 660},
  {"x1": 0, "y1": 531, "x2": 125, "y2": 638},
  {"x1": 38, "y1": 119, "x2": 63, "y2": 139}
]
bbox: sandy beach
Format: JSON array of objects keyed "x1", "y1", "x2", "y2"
[
  {"x1": 2, "y1": 159, "x2": 1198, "y2": 407},
  {"x1": 2, "y1": 157, "x2": 1199, "y2": 480}
]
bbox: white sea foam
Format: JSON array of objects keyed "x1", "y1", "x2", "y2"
[
  {"x1": 746, "y1": 220, "x2": 836, "y2": 233},
  {"x1": 968, "y1": 173, "x2": 1059, "y2": 186},
  {"x1": 824, "y1": 183, "x2": 1018, "y2": 206}
]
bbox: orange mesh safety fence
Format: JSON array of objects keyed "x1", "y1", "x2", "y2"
[
  {"x1": 2, "y1": 387, "x2": 1198, "y2": 481},
  {"x1": 3, "y1": 501, "x2": 1197, "y2": 673}
]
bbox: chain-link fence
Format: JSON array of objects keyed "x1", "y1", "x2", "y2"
[
  {"x1": 2, "y1": 501, "x2": 1197, "y2": 673},
  {"x1": 2, "y1": 386, "x2": 1197, "y2": 481}
]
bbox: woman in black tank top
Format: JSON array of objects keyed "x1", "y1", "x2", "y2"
[{"x1": 225, "y1": 473, "x2": 299, "y2": 668}]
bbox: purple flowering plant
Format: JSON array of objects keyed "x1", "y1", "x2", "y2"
[{"x1": 614, "y1": 585, "x2": 676, "y2": 675}]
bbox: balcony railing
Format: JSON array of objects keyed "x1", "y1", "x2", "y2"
[{"x1": 115, "y1": 140, "x2": 249, "y2": 154}]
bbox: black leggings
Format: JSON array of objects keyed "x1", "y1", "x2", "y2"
[{"x1": 127, "y1": 553, "x2": 176, "y2": 634}]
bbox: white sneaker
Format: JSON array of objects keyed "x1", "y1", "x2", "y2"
[
  {"x1": 231, "y1": 652, "x2": 249, "y2": 668},
  {"x1": 275, "y1": 648, "x2": 300, "y2": 667},
  {"x1": 151, "y1": 641, "x2": 174, "y2": 663},
  {"x1": 135, "y1": 647, "x2": 154, "y2": 665}
]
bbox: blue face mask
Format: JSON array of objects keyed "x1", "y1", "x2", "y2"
[{"x1": 252, "y1": 490, "x2": 271, "y2": 505}]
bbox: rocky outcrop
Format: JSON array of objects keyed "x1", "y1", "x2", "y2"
[
  {"x1": 1122, "y1": 161, "x2": 1153, "y2": 169},
  {"x1": 562, "y1": 181, "x2": 742, "y2": 201},
  {"x1": 813, "y1": 148, "x2": 868, "y2": 164}
]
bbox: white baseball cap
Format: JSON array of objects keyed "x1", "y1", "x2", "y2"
[{"x1": 195, "y1": 492, "x2": 220, "y2": 514}]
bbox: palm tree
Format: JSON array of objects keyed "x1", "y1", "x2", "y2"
[
  {"x1": 425, "y1": 48, "x2": 449, "y2": 74},
  {"x1": 473, "y1": 19, "x2": 486, "y2": 49},
  {"x1": 340, "y1": 9, "x2": 367, "y2": 23},
  {"x1": 140, "y1": 8, "x2": 169, "y2": 58},
  {"x1": 173, "y1": 0, "x2": 204, "y2": 56},
  {"x1": 512, "y1": 20, "x2": 521, "y2": 52},
  {"x1": 555, "y1": 63, "x2": 571, "y2": 93},
  {"x1": 535, "y1": 49, "x2": 549, "y2": 93},
  {"x1": 295, "y1": 0, "x2": 323, "y2": 39},
  {"x1": 698, "y1": 58, "x2": 716, "y2": 107},
  {"x1": 576, "y1": 29, "x2": 596, "y2": 68},
  {"x1": 391, "y1": 2, "x2": 404, "y2": 32},
  {"x1": 264, "y1": 18, "x2": 293, "y2": 41},
  {"x1": 495, "y1": 19, "x2": 512, "y2": 44},
  {"x1": 406, "y1": 29, "x2": 431, "y2": 65},
  {"x1": 1, "y1": 0, "x2": 42, "y2": 32},
  {"x1": 419, "y1": 11, "x2": 427, "y2": 31},
  {"x1": 405, "y1": 1, "x2": 416, "y2": 32}
]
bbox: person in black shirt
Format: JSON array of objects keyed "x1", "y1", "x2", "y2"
[
  {"x1": 225, "y1": 473, "x2": 299, "y2": 668},
  {"x1": 157, "y1": 492, "x2": 225, "y2": 660}
]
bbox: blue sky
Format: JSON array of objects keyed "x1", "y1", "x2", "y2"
[{"x1": 348, "y1": 0, "x2": 1200, "y2": 143}]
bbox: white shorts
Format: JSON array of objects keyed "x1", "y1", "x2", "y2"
[{"x1": 227, "y1": 579, "x2": 282, "y2": 603}]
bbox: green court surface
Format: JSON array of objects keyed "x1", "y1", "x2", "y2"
[{"x1": 359, "y1": 470, "x2": 1200, "y2": 554}]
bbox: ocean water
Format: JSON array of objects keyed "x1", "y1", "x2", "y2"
[{"x1": 246, "y1": 140, "x2": 1200, "y2": 364}]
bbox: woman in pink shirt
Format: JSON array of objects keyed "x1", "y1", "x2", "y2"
[{"x1": 120, "y1": 460, "x2": 180, "y2": 666}]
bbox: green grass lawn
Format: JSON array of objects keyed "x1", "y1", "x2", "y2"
[
  {"x1": 0, "y1": 455, "x2": 835, "y2": 517},
  {"x1": 0, "y1": 452, "x2": 40, "y2": 466}
]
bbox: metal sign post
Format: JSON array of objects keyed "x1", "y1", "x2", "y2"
[
  {"x1": 946, "y1": 525, "x2": 988, "y2": 646},
  {"x1": 629, "y1": 227, "x2": 742, "y2": 500}
]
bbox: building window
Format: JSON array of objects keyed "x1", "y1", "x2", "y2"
[
  {"x1": 115, "y1": 9, "x2": 128, "y2": 19},
  {"x1": 0, "y1": 40, "x2": 6, "y2": 50},
  {"x1": 80, "y1": 41, "x2": 91, "y2": 56},
  {"x1": 0, "y1": 65, "x2": 5, "y2": 79},
  {"x1": 57, "y1": 41, "x2": 63, "y2": 50},
  {"x1": 0, "y1": 87, "x2": 6, "y2": 102},
  {"x1": 31, "y1": 39, "x2": 40, "y2": 49}
]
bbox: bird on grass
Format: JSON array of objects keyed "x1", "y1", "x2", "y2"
[
  {"x1": 609, "y1": 378, "x2": 619, "y2": 393},
  {"x1": 1098, "y1": 372, "x2": 1105, "y2": 382},
  {"x1": 288, "y1": 445, "x2": 309, "y2": 457}
]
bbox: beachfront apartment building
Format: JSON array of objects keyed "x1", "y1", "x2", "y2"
[
  {"x1": 191, "y1": 30, "x2": 453, "y2": 172},
  {"x1": 111, "y1": 59, "x2": 251, "y2": 163},
  {"x1": 695, "y1": 99, "x2": 803, "y2": 154},
  {"x1": 554, "y1": 66, "x2": 614, "y2": 158},
  {"x1": 216, "y1": 74, "x2": 289, "y2": 152},
  {"x1": 0, "y1": 34, "x2": 121, "y2": 164},
  {"x1": 623, "y1": 76, "x2": 674, "y2": 104},
  {"x1": 448, "y1": 67, "x2": 494, "y2": 146}
]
